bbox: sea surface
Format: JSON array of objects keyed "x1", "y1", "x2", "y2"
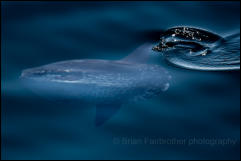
[{"x1": 1, "y1": 1, "x2": 240, "y2": 160}]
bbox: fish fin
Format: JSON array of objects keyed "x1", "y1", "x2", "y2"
[
  {"x1": 121, "y1": 43, "x2": 154, "y2": 63},
  {"x1": 95, "y1": 103, "x2": 122, "y2": 126}
]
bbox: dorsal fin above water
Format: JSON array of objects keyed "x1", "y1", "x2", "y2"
[{"x1": 121, "y1": 43, "x2": 154, "y2": 63}]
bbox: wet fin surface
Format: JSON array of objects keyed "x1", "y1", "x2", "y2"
[{"x1": 95, "y1": 103, "x2": 122, "y2": 126}]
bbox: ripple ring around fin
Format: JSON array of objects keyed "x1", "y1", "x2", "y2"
[{"x1": 153, "y1": 26, "x2": 240, "y2": 71}]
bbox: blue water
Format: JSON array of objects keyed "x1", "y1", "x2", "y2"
[
  {"x1": 1, "y1": 1, "x2": 240, "y2": 160},
  {"x1": 153, "y1": 27, "x2": 240, "y2": 71}
]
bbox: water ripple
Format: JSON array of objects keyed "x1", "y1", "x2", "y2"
[{"x1": 153, "y1": 27, "x2": 240, "y2": 71}]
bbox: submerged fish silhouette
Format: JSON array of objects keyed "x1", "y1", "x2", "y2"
[{"x1": 20, "y1": 43, "x2": 171, "y2": 126}]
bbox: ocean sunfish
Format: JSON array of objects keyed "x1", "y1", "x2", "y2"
[
  {"x1": 20, "y1": 43, "x2": 171, "y2": 126},
  {"x1": 153, "y1": 26, "x2": 240, "y2": 71}
]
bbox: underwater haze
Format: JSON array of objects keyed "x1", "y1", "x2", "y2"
[{"x1": 1, "y1": 1, "x2": 240, "y2": 160}]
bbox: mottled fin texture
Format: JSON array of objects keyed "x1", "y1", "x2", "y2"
[
  {"x1": 95, "y1": 103, "x2": 122, "y2": 126},
  {"x1": 121, "y1": 43, "x2": 153, "y2": 64}
]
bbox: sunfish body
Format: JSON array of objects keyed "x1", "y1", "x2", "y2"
[{"x1": 20, "y1": 43, "x2": 171, "y2": 126}]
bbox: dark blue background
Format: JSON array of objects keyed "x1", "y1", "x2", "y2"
[{"x1": 1, "y1": 1, "x2": 240, "y2": 160}]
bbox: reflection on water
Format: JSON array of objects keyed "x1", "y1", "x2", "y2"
[
  {"x1": 1, "y1": 1, "x2": 240, "y2": 160},
  {"x1": 153, "y1": 26, "x2": 240, "y2": 71}
]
